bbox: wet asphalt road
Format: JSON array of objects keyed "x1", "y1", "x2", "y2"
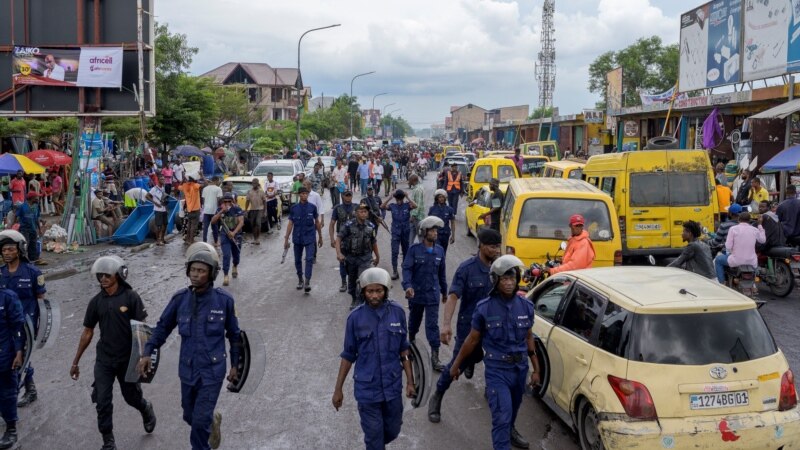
[{"x1": 14, "y1": 171, "x2": 800, "y2": 450}]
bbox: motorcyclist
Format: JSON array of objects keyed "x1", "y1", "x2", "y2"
[
  {"x1": 714, "y1": 212, "x2": 766, "y2": 283},
  {"x1": 667, "y1": 220, "x2": 715, "y2": 279},
  {"x1": 713, "y1": 203, "x2": 741, "y2": 248},
  {"x1": 757, "y1": 200, "x2": 785, "y2": 253},
  {"x1": 546, "y1": 214, "x2": 595, "y2": 275}
]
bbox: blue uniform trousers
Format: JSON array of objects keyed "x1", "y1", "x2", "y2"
[
  {"x1": 357, "y1": 396, "x2": 403, "y2": 450},
  {"x1": 0, "y1": 370, "x2": 18, "y2": 425},
  {"x1": 20, "y1": 228, "x2": 38, "y2": 262},
  {"x1": 436, "y1": 321, "x2": 479, "y2": 393},
  {"x1": 294, "y1": 242, "x2": 316, "y2": 280},
  {"x1": 339, "y1": 261, "x2": 347, "y2": 282},
  {"x1": 436, "y1": 231, "x2": 450, "y2": 254},
  {"x1": 408, "y1": 302, "x2": 440, "y2": 350},
  {"x1": 220, "y1": 234, "x2": 241, "y2": 275},
  {"x1": 485, "y1": 365, "x2": 527, "y2": 450},
  {"x1": 390, "y1": 228, "x2": 410, "y2": 272},
  {"x1": 447, "y1": 192, "x2": 460, "y2": 213},
  {"x1": 181, "y1": 381, "x2": 222, "y2": 450}
]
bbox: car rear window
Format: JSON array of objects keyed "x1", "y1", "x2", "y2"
[
  {"x1": 630, "y1": 172, "x2": 709, "y2": 207},
  {"x1": 568, "y1": 169, "x2": 583, "y2": 180},
  {"x1": 628, "y1": 310, "x2": 777, "y2": 365},
  {"x1": 474, "y1": 165, "x2": 492, "y2": 183},
  {"x1": 521, "y1": 159, "x2": 547, "y2": 176},
  {"x1": 517, "y1": 198, "x2": 614, "y2": 241}
]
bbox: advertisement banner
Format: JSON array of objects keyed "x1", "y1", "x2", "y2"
[
  {"x1": 679, "y1": 3, "x2": 711, "y2": 92},
  {"x1": 583, "y1": 110, "x2": 604, "y2": 123},
  {"x1": 639, "y1": 86, "x2": 689, "y2": 106},
  {"x1": 742, "y1": 0, "x2": 790, "y2": 81},
  {"x1": 12, "y1": 46, "x2": 123, "y2": 88},
  {"x1": 786, "y1": 0, "x2": 800, "y2": 71},
  {"x1": 606, "y1": 67, "x2": 623, "y2": 111},
  {"x1": 706, "y1": 0, "x2": 742, "y2": 87}
]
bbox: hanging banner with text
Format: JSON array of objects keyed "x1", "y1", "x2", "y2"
[{"x1": 12, "y1": 46, "x2": 123, "y2": 88}]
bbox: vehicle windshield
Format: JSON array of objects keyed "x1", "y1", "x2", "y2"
[
  {"x1": 568, "y1": 169, "x2": 583, "y2": 180},
  {"x1": 630, "y1": 172, "x2": 709, "y2": 207},
  {"x1": 231, "y1": 182, "x2": 251, "y2": 196},
  {"x1": 253, "y1": 164, "x2": 293, "y2": 176},
  {"x1": 517, "y1": 198, "x2": 613, "y2": 241},
  {"x1": 628, "y1": 310, "x2": 777, "y2": 365}
]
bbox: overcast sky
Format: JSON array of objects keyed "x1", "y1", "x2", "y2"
[{"x1": 159, "y1": 0, "x2": 700, "y2": 128}]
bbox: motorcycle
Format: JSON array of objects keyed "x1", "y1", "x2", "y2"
[
  {"x1": 709, "y1": 240, "x2": 761, "y2": 300},
  {"x1": 521, "y1": 242, "x2": 566, "y2": 293},
  {"x1": 757, "y1": 247, "x2": 796, "y2": 298}
]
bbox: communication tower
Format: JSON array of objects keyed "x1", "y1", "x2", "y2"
[{"x1": 535, "y1": 0, "x2": 556, "y2": 110}]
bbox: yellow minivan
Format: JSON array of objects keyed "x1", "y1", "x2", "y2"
[
  {"x1": 500, "y1": 178, "x2": 622, "y2": 268},
  {"x1": 541, "y1": 159, "x2": 585, "y2": 180},
  {"x1": 466, "y1": 156, "x2": 520, "y2": 200},
  {"x1": 582, "y1": 150, "x2": 718, "y2": 261},
  {"x1": 522, "y1": 140, "x2": 560, "y2": 160}
]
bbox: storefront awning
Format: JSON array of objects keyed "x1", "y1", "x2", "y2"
[{"x1": 749, "y1": 98, "x2": 800, "y2": 120}]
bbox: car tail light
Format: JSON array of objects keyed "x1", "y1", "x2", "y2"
[
  {"x1": 791, "y1": 254, "x2": 800, "y2": 262},
  {"x1": 506, "y1": 246, "x2": 515, "y2": 255},
  {"x1": 608, "y1": 375, "x2": 657, "y2": 420},
  {"x1": 779, "y1": 370, "x2": 797, "y2": 411},
  {"x1": 614, "y1": 250, "x2": 622, "y2": 266}
]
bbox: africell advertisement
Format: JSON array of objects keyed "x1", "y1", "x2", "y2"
[{"x1": 12, "y1": 46, "x2": 123, "y2": 88}]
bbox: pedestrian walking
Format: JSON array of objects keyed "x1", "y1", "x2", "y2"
[
  {"x1": 210, "y1": 193, "x2": 244, "y2": 287},
  {"x1": 331, "y1": 160, "x2": 348, "y2": 207},
  {"x1": 137, "y1": 243, "x2": 241, "y2": 450},
  {"x1": 348, "y1": 157, "x2": 359, "y2": 192},
  {"x1": 382, "y1": 158, "x2": 394, "y2": 196},
  {"x1": 14, "y1": 192, "x2": 40, "y2": 263},
  {"x1": 331, "y1": 268, "x2": 416, "y2": 450},
  {"x1": 448, "y1": 255, "x2": 539, "y2": 450},
  {"x1": 428, "y1": 228, "x2": 501, "y2": 424},
  {"x1": 363, "y1": 186, "x2": 383, "y2": 236},
  {"x1": 70, "y1": 256, "x2": 157, "y2": 450},
  {"x1": 408, "y1": 175, "x2": 425, "y2": 243},
  {"x1": 336, "y1": 203, "x2": 379, "y2": 309},
  {"x1": 284, "y1": 187, "x2": 322, "y2": 293},
  {"x1": 444, "y1": 164, "x2": 464, "y2": 213},
  {"x1": 358, "y1": 159, "x2": 370, "y2": 196},
  {"x1": 264, "y1": 172, "x2": 281, "y2": 231},
  {"x1": 0, "y1": 230, "x2": 45, "y2": 407},
  {"x1": 380, "y1": 190, "x2": 416, "y2": 280},
  {"x1": 201, "y1": 177, "x2": 222, "y2": 247},
  {"x1": 179, "y1": 175, "x2": 203, "y2": 245},
  {"x1": 146, "y1": 174, "x2": 168, "y2": 246},
  {"x1": 330, "y1": 190, "x2": 357, "y2": 293},
  {"x1": 0, "y1": 287, "x2": 23, "y2": 450},
  {"x1": 402, "y1": 216, "x2": 447, "y2": 371},
  {"x1": 244, "y1": 179, "x2": 268, "y2": 243},
  {"x1": 429, "y1": 189, "x2": 456, "y2": 253}
]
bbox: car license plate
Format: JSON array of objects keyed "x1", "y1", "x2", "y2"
[
  {"x1": 634, "y1": 223, "x2": 662, "y2": 231},
  {"x1": 690, "y1": 391, "x2": 749, "y2": 410}
]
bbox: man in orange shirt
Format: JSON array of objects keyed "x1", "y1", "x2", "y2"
[
  {"x1": 547, "y1": 214, "x2": 595, "y2": 274},
  {"x1": 179, "y1": 175, "x2": 203, "y2": 244},
  {"x1": 715, "y1": 179, "x2": 733, "y2": 220}
]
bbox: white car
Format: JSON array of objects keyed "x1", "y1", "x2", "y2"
[{"x1": 252, "y1": 159, "x2": 305, "y2": 207}]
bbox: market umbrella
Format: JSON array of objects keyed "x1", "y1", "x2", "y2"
[
  {"x1": 173, "y1": 145, "x2": 203, "y2": 158},
  {"x1": 26, "y1": 149, "x2": 72, "y2": 167},
  {"x1": 0, "y1": 153, "x2": 46, "y2": 175},
  {"x1": 762, "y1": 145, "x2": 800, "y2": 171}
]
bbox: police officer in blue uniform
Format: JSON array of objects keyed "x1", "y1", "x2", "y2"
[
  {"x1": 402, "y1": 216, "x2": 447, "y2": 372},
  {"x1": 210, "y1": 193, "x2": 244, "y2": 287},
  {"x1": 0, "y1": 288, "x2": 23, "y2": 449},
  {"x1": 284, "y1": 186, "x2": 322, "y2": 293},
  {"x1": 336, "y1": 203, "x2": 380, "y2": 309},
  {"x1": 380, "y1": 189, "x2": 417, "y2": 280},
  {"x1": 329, "y1": 190, "x2": 357, "y2": 293},
  {"x1": 428, "y1": 228, "x2": 502, "y2": 424},
  {"x1": 449, "y1": 255, "x2": 540, "y2": 450},
  {"x1": 0, "y1": 230, "x2": 45, "y2": 407},
  {"x1": 428, "y1": 189, "x2": 456, "y2": 253},
  {"x1": 137, "y1": 243, "x2": 241, "y2": 450},
  {"x1": 363, "y1": 186, "x2": 384, "y2": 237},
  {"x1": 332, "y1": 268, "x2": 416, "y2": 450}
]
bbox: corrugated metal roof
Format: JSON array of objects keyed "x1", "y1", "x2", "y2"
[
  {"x1": 200, "y1": 63, "x2": 299, "y2": 87},
  {"x1": 749, "y1": 98, "x2": 800, "y2": 119}
]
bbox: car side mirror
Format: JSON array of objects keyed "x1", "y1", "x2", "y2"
[{"x1": 560, "y1": 241, "x2": 567, "y2": 251}]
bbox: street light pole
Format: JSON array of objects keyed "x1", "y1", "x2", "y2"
[
  {"x1": 296, "y1": 24, "x2": 341, "y2": 151},
  {"x1": 349, "y1": 71, "x2": 376, "y2": 150},
  {"x1": 388, "y1": 108, "x2": 402, "y2": 138},
  {"x1": 371, "y1": 93, "x2": 388, "y2": 138}
]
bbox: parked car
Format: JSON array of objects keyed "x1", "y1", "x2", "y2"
[{"x1": 251, "y1": 159, "x2": 305, "y2": 210}]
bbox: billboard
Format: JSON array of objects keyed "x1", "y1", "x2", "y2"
[
  {"x1": 13, "y1": 47, "x2": 123, "y2": 88},
  {"x1": 606, "y1": 67, "x2": 623, "y2": 110},
  {"x1": 742, "y1": 0, "x2": 789, "y2": 80}
]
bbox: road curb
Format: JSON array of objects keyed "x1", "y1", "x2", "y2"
[{"x1": 42, "y1": 267, "x2": 79, "y2": 281}]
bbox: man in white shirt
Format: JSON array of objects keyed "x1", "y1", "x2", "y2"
[
  {"x1": 146, "y1": 175, "x2": 168, "y2": 245},
  {"x1": 331, "y1": 160, "x2": 348, "y2": 207},
  {"x1": 171, "y1": 161, "x2": 185, "y2": 185},
  {"x1": 43, "y1": 54, "x2": 65, "y2": 81},
  {"x1": 201, "y1": 176, "x2": 223, "y2": 246},
  {"x1": 373, "y1": 162, "x2": 384, "y2": 193},
  {"x1": 303, "y1": 180, "x2": 325, "y2": 228},
  {"x1": 264, "y1": 172, "x2": 281, "y2": 230}
]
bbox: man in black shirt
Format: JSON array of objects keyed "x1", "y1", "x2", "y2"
[
  {"x1": 482, "y1": 178, "x2": 504, "y2": 231},
  {"x1": 70, "y1": 256, "x2": 156, "y2": 450},
  {"x1": 347, "y1": 157, "x2": 359, "y2": 192}
]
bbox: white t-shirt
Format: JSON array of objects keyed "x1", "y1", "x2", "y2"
[
  {"x1": 373, "y1": 164, "x2": 384, "y2": 180},
  {"x1": 202, "y1": 184, "x2": 223, "y2": 215},
  {"x1": 332, "y1": 167, "x2": 347, "y2": 183},
  {"x1": 308, "y1": 191, "x2": 324, "y2": 216},
  {"x1": 149, "y1": 186, "x2": 166, "y2": 212},
  {"x1": 172, "y1": 163, "x2": 185, "y2": 182},
  {"x1": 265, "y1": 180, "x2": 279, "y2": 200}
]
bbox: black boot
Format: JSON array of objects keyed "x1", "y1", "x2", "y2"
[
  {"x1": 427, "y1": 390, "x2": 443, "y2": 423},
  {"x1": 17, "y1": 380, "x2": 37, "y2": 407},
  {"x1": 101, "y1": 432, "x2": 116, "y2": 450},
  {"x1": 511, "y1": 426, "x2": 530, "y2": 449},
  {"x1": 296, "y1": 277, "x2": 304, "y2": 290},
  {"x1": 339, "y1": 279, "x2": 347, "y2": 292},
  {"x1": 141, "y1": 400, "x2": 156, "y2": 433},
  {"x1": 391, "y1": 269, "x2": 399, "y2": 280},
  {"x1": 304, "y1": 278, "x2": 311, "y2": 293},
  {"x1": 0, "y1": 426, "x2": 17, "y2": 450},
  {"x1": 464, "y1": 363, "x2": 475, "y2": 379},
  {"x1": 431, "y1": 349, "x2": 444, "y2": 372}
]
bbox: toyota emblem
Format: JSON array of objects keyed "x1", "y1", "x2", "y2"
[{"x1": 709, "y1": 366, "x2": 728, "y2": 380}]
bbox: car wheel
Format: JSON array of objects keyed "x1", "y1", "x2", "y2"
[
  {"x1": 768, "y1": 260, "x2": 794, "y2": 297},
  {"x1": 578, "y1": 402, "x2": 606, "y2": 450}
]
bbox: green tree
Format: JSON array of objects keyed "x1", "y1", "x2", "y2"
[
  {"x1": 154, "y1": 22, "x2": 198, "y2": 75},
  {"x1": 528, "y1": 106, "x2": 555, "y2": 120},
  {"x1": 251, "y1": 120, "x2": 311, "y2": 150},
  {"x1": 300, "y1": 94, "x2": 360, "y2": 140},
  {"x1": 211, "y1": 85, "x2": 264, "y2": 146},
  {"x1": 104, "y1": 117, "x2": 146, "y2": 152},
  {"x1": 379, "y1": 115, "x2": 411, "y2": 138},
  {"x1": 588, "y1": 36, "x2": 678, "y2": 108},
  {"x1": 150, "y1": 75, "x2": 218, "y2": 148}
]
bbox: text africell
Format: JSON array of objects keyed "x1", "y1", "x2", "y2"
[{"x1": 89, "y1": 56, "x2": 113, "y2": 64}]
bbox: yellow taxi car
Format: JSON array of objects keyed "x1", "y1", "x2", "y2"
[
  {"x1": 466, "y1": 156, "x2": 520, "y2": 200},
  {"x1": 464, "y1": 184, "x2": 508, "y2": 237},
  {"x1": 529, "y1": 266, "x2": 799, "y2": 450},
  {"x1": 225, "y1": 175, "x2": 282, "y2": 231},
  {"x1": 541, "y1": 159, "x2": 585, "y2": 180}
]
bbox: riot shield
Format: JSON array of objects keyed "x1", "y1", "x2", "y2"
[
  {"x1": 125, "y1": 320, "x2": 161, "y2": 384},
  {"x1": 406, "y1": 341, "x2": 432, "y2": 410},
  {"x1": 17, "y1": 316, "x2": 35, "y2": 389},
  {"x1": 35, "y1": 298, "x2": 61, "y2": 349},
  {"x1": 226, "y1": 329, "x2": 266, "y2": 394}
]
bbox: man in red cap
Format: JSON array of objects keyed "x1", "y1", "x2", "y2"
[{"x1": 546, "y1": 214, "x2": 595, "y2": 275}]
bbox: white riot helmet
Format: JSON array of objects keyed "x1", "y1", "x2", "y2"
[
  {"x1": 185, "y1": 242, "x2": 220, "y2": 281},
  {"x1": 91, "y1": 255, "x2": 130, "y2": 287},
  {"x1": 489, "y1": 255, "x2": 525, "y2": 289},
  {"x1": 358, "y1": 267, "x2": 392, "y2": 300},
  {"x1": 0, "y1": 229, "x2": 28, "y2": 262},
  {"x1": 418, "y1": 216, "x2": 445, "y2": 237},
  {"x1": 434, "y1": 189, "x2": 447, "y2": 200}
]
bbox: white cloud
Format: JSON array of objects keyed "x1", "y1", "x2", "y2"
[{"x1": 157, "y1": 0, "x2": 699, "y2": 127}]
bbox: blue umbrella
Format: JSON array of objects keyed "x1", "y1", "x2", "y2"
[
  {"x1": 762, "y1": 145, "x2": 800, "y2": 171},
  {"x1": 173, "y1": 145, "x2": 203, "y2": 158}
]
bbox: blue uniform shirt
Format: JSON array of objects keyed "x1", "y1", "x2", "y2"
[
  {"x1": 428, "y1": 204, "x2": 455, "y2": 234},
  {"x1": 388, "y1": 203, "x2": 411, "y2": 232},
  {"x1": 401, "y1": 243, "x2": 447, "y2": 305},
  {"x1": 471, "y1": 293, "x2": 534, "y2": 370},
  {"x1": 449, "y1": 256, "x2": 491, "y2": 329},
  {"x1": 0, "y1": 289, "x2": 24, "y2": 370},
  {"x1": 215, "y1": 204, "x2": 244, "y2": 241},
  {"x1": 340, "y1": 300, "x2": 409, "y2": 403},
  {"x1": 0, "y1": 263, "x2": 46, "y2": 319},
  {"x1": 145, "y1": 287, "x2": 241, "y2": 385},
  {"x1": 15, "y1": 202, "x2": 38, "y2": 232},
  {"x1": 288, "y1": 201, "x2": 318, "y2": 245}
]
